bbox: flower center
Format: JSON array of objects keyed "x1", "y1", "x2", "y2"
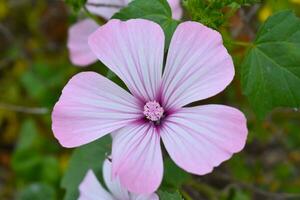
[{"x1": 143, "y1": 101, "x2": 164, "y2": 122}]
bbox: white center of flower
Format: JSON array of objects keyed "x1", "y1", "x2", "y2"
[{"x1": 143, "y1": 101, "x2": 164, "y2": 122}]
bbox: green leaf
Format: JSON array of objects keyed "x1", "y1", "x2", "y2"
[
  {"x1": 17, "y1": 183, "x2": 56, "y2": 200},
  {"x1": 112, "y1": 0, "x2": 179, "y2": 49},
  {"x1": 241, "y1": 10, "x2": 300, "y2": 118},
  {"x1": 61, "y1": 136, "x2": 111, "y2": 200},
  {"x1": 158, "y1": 190, "x2": 183, "y2": 200},
  {"x1": 163, "y1": 159, "x2": 191, "y2": 188}
]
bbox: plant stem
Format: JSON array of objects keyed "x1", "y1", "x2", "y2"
[
  {"x1": 180, "y1": 189, "x2": 193, "y2": 200},
  {"x1": 83, "y1": 6, "x2": 104, "y2": 25},
  {"x1": 0, "y1": 103, "x2": 48, "y2": 114},
  {"x1": 225, "y1": 40, "x2": 253, "y2": 47},
  {"x1": 85, "y1": 3, "x2": 123, "y2": 9}
]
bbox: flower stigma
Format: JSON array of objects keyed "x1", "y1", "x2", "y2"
[{"x1": 143, "y1": 100, "x2": 164, "y2": 122}]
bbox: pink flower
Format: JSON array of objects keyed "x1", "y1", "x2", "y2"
[
  {"x1": 53, "y1": 19, "x2": 248, "y2": 194},
  {"x1": 67, "y1": 19, "x2": 99, "y2": 66},
  {"x1": 79, "y1": 159, "x2": 159, "y2": 200},
  {"x1": 68, "y1": 0, "x2": 182, "y2": 66}
]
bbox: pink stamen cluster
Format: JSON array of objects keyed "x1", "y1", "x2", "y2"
[{"x1": 143, "y1": 101, "x2": 164, "y2": 122}]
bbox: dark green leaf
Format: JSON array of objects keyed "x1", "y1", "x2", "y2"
[
  {"x1": 241, "y1": 10, "x2": 300, "y2": 118},
  {"x1": 158, "y1": 190, "x2": 183, "y2": 200},
  {"x1": 112, "y1": 0, "x2": 179, "y2": 49},
  {"x1": 61, "y1": 136, "x2": 111, "y2": 200}
]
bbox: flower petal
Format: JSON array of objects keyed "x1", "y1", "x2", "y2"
[
  {"x1": 67, "y1": 19, "x2": 99, "y2": 66},
  {"x1": 161, "y1": 22, "x2": 234, "y2": 110},
  {"x1": 88, "y1": 19, "x2": 165, "y2": 102},
  {"x1": 79, "y1": 170, "x2": 114, "y2": 200},
  {"x1": 103, "y1": 159, "x2": 130, "y2": 199},
  {"x1": 168, "y1": 0, "x2": 183, "y2": 20},
  {"x1": 52, "y1": 72, "x2": 141, "y2": 148},
  {"x1": 86, "y1": 0, "x2": 127, "y2": 20},
  {"x1": 112, "y1": 123, "x2": 163, "y2": 194},
  {"x1": 161, "y1": 105, "x2": 248, "y2": 175}
]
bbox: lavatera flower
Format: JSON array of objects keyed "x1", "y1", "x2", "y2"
[
  {"x1": 79, "y1": 159, "x2": 159, "y2": 200},
  {"x1": 68, "y1": 0, "x2": 182, "y2": 66},
  {"x1": 52, "y1": 19, "x2": 248, "y2": 194}
]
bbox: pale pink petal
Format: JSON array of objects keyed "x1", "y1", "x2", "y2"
[
  {"x1": 103, "y1": 159, "x2": 130, "y2": 199},
  {"x1": 168, "y1": 0, "x2": 183, "y2": 20},
  {"x1": 88, "y1": 19, "x2": 165, "y2": 102},
  {"x1": 161, "y1": 22, "x2": 234, "y2": 110},
  {"x1": 78, "y1": 170, "x2": 114, "y2": 200},
  {"x1": 52, "y1": 72, "x2": 141, "y2": 148},
  {"x1": 161, "y1": 105, "x2": 248, "y2": 175},
  {"x1": 86, "y1": 0, "x2": 128, "y2": 20},
  {"x1": 111, "y1": 123, "x2": 163, "y2": 194},
  {"x1": 67, "y1": 19, "x2": 99, "y2": 66}
]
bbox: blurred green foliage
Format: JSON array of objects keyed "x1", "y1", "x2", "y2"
[
  {"x1": 17, "y1": 183, "x2": 56, "y2": 200},
  {"x1": 65, "y1": 0, "x2": 87, "y2": 12},
  {"x1": 183, "y1": 0, "x2": 261, "y2": 28},
  {"x1": 11, "y1": 119, "x2": 60, "y2": 185},
  {"x1": 0, "y1": 0, "x2": 300, "y2": 200},
  {"x1": 158, "y1": 190, "x2": 183, "y2": 200}
]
